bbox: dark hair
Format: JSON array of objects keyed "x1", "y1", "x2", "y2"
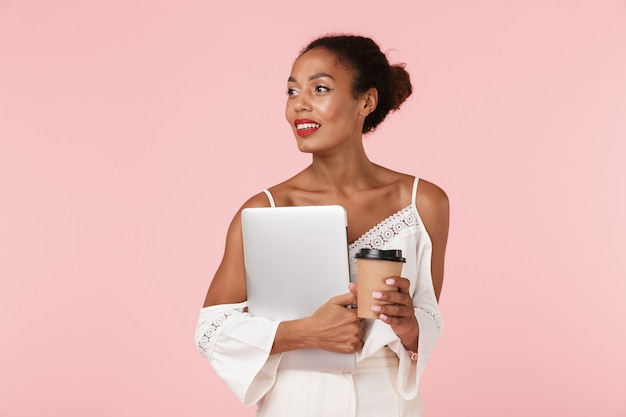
[{"x1": 300, "y1": 34, "x2": 412, "y2": 133}]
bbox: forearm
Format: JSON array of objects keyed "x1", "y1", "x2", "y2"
[{"x1": 270, "y1": 318, "x2": 314, "y2": 354}]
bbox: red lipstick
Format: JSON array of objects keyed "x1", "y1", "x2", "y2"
[{"x1": 294, "y1": 118, "x2": 321, "y2": 137}]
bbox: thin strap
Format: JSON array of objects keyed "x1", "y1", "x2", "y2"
[
  {"x1": 262, "y1": 189, "x2": 276, "y2": 207},
  {"x1": 411, "y1": 177, "x2": 419, "y2": 205}
]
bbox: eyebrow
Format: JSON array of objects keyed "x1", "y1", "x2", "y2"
[{"x1": 288, "y1": 72, "x2": 335, "y2": 83}]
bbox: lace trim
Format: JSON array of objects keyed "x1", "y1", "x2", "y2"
[
  {"x1": 349, "y1": 205, "x2": 419, "y2": 254},
  {"x1": 196, "y1": 311, "x2": 235, "y2": 360},
  {"x1": 417, "y1": 307, "x2": 443, "y2": 331}
]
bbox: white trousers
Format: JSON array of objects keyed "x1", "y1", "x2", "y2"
[{"x1": 256, "y1": 347, "x2": 423, "y2": 417}]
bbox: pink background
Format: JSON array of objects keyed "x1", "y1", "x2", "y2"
[{"x1": 1, "y1": 0, "x2": 625, "y2": 416}]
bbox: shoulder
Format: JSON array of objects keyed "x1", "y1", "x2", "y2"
[
  {"x1": 241, "y1": 191, "x2": 274, "y2": 210},
  {"x1": 416, "y1": 178, "x2": 449, "y2": 211},
  {"x1": 223, "y1": 191, "x2": 274, "y2": 235},
  {"x1": 415, "y1": 178, "x2": 450, "y2": 236}
]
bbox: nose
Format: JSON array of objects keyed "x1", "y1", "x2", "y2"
[{"x1": 293, "y1": 91, "x2": 312, "y2": 112}]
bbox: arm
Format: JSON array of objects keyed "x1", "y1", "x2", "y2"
[
  {"x1": 416, "y1": 179, "x2": 450, "y2": 302},
  {"x1": 202, "y1": 192, "x2": 363, "y2": 355},
  {"x1": 201, "y1": 196, "x2": 260, "y2": 308},
  {"x1": 368, "y1": 179, "x2": 449, "y2": 351},
  {"x1": 196, "y1": 193, "x2": 280, "y2": 405}
]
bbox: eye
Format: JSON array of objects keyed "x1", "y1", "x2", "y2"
[
  {"x1": 314, "y1": 85, "x2": 331, "y2": 93},
  {"x1": 286, "y1": 87, "x2": 299, "y2": 97}
]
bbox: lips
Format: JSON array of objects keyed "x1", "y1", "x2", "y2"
[{"x1": 294, "y1": 119, "x2": 320, "y2": 137}]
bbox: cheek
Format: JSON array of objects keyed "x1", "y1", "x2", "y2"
[
  {"x1": 325, "y1": 100, "x2": 357, "y2": 124},
  {"x1": 316, "y1": 99, "x2": 340, "y2": 121}
]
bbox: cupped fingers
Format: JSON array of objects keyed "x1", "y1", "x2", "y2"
[
  {"x1": 373, "y1": 289, "x2": 412, "y2": 307},
  {"x1": 383, "y1": 277, "x2": 411, "y2": 293},
  {"x1": 370, "y1": 303, "x2": 413, "y2": 319},
  {"x1": 345, "y1": 326, "x2": 365, "y2": 353}
]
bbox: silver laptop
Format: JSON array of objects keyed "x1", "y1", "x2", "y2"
[{"x1": 241, "y1": 205, "x2": 355, "y2": 372}]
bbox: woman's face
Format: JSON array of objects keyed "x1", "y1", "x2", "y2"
[{"x1": 285, "y1": 48, "x2": 370, "y2": 155}]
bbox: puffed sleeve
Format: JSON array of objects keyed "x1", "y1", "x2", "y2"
[{"x1": 194, "y1": 302, "x2": 282, "y2": 405}]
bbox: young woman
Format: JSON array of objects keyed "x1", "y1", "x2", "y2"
[{"x1": 195, "y1": 34, "x2": 449, "y2": 417}]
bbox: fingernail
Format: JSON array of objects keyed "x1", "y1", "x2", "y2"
[
  {"x1": 379, "y1": 314, "x2": 388, "y2": 321},
  {"x1": 371, "y1": 305, "x2": 381, "y2": 312},
  {"x1": 385, "y1": 278, "x2": 395, "y2": 285},
  {"x1": 372, "y1": 292, "x2": 383, "y2": 299}
]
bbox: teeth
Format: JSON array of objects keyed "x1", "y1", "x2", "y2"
[{"x1": 296, "y1": 123, "x2": 320, "y2": 130}]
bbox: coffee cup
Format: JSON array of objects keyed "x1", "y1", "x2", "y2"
[{"x1": 355, "y1": 248, "x2": 406, "y2": 319}]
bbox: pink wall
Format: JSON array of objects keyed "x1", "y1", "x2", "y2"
[{"x1": 1, "y1": 0, "x2": 625, "y2": 416}]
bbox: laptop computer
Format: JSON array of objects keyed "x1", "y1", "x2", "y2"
[{"x1": 241, "y1": 205, "x2": 356, "y2": 372}]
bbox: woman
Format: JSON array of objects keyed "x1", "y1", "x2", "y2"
[{"x1": 195, "y1": 34, "x2": 449, "y2": 417}]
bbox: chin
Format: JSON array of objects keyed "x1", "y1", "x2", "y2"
[{"x1": 296, "y1": 143, "x2": 316, "y2": 154}]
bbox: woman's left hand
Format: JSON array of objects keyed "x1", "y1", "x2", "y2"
[{"x1": 371, "y1": 277, "x2": 419, "y2": 351}]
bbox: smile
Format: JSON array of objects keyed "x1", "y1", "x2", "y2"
[
  {"x1": 294, "y1": 119, "x2": 321, "y2": 137},
  {"x1": 296, "y1": 123, "x2": 321, "y2": 131}
]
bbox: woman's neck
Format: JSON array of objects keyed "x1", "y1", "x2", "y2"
[{"x1": 306, "y1": 150, "x2": 379, "y2": 192}]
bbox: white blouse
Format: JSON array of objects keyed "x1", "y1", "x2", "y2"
[{"x1": 195, "y1": 177, "x2": 444, "y2": 406}]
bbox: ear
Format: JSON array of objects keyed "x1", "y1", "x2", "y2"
[{"x1": 359, "y1": 88, "x2": 378, "y2": 117}]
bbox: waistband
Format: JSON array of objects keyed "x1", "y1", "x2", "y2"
[{"x1": 356, "y1": 346, "x2": 399, "y2": 369}]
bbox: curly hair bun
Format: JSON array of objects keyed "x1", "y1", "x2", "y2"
[{"x1": 389, "y1": 63, "x2": 412, "y2": 112}]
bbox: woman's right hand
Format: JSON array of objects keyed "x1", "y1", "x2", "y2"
[
  {"x1": 304, "y1": 285, "x2": 365, "y2": 354},
  {"x1": 271, "y1": 285, "x2": 364, "y2": 355}
]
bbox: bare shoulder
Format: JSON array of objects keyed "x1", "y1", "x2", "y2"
[
  {"x1": 220, "y1": 190, "x2": 274, "y2": 255},
  {"x1": 227, "y1": 190, "x2": 275, "y2": 232},
  {"x1": 241, "y1": 191, "x2": 274, "y2": 210},
  {"x1": 224, "y1": 190, "x2": 275, "y2": 231},
  {"x1": 415, "y1": 178, "x2": 450, "y2": 240},
  {"x1": 416, "y1": 178, "x2": 449, "y2": 213}
]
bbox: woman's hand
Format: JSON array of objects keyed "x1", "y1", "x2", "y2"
[
  {"x1": 370, "y1": 277, "x2": 419, "y2": 351},
  {"x1": 305, "y1": 288, "x2": 365, "y2": 354}
]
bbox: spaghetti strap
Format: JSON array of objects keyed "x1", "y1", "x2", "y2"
[
  {"x1": 411, "y1": 177, "x2": 419, "y2": 205},
  {"x1": 262, "y1": 189, "x2": 276, "y2": 207}
]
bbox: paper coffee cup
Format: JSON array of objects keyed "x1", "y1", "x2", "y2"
[{"x1": 355, "y1": 248, "x2": 406, "y2": 319}]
